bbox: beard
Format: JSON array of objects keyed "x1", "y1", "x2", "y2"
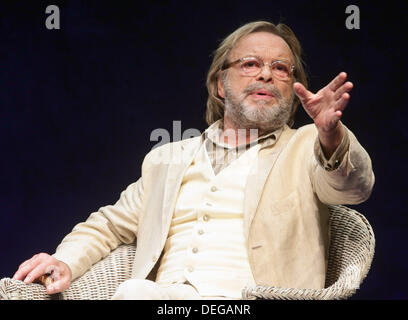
[{"x1": 223, "y1": 77, "x2": 294, "y2": 134}]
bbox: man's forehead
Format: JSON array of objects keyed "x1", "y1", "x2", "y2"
[{"x1": 229, "y1": 32, "x2": 293, "y2": 62}]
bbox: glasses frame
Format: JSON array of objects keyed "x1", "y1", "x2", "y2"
[{"x1": 221, "y1": 55, "x2": 295, "y2": 81}]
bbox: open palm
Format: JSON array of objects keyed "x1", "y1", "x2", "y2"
[{"x1": 293, "y1": 72, "x2": 353, "y2": 133}]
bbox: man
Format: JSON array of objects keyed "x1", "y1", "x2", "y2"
[{"x1": 13, "y1": 21, "x2": 374, "y2": 299}]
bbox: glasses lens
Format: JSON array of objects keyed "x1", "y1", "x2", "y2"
[
  {"x1": 271, "y1": 61, "x2": 291, "y2": 80},
  {"x1": 240, "y1": 58, "x2": 261, "y2": 76}
]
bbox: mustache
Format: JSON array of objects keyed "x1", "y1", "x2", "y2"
[{"x1": 242, "y1": 83, "x2": 283, "y2": 99}]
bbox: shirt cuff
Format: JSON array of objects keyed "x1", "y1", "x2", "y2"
[{"x1": 314, "y1": 123, "x2": 350, "y2": 171}]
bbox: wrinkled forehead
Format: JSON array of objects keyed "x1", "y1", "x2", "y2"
[{"x1": 229, "y1": 31, "x2": 294, "y2": 64}]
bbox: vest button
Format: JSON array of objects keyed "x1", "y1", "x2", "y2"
[
  {"x1": 203, "y1": 214, "x2": 209, "y2": 221},
  {"x1": 210, "y1": 186, "x2": 217, "y2": 192},
  {"x1": 192, "y1": 247, "x2": 198, "y2": 254},
  {"x1": 198, "y1": 229, "x2": 204, "y2": 235},
  {"x1": 187, "y1": 267, "x2": 194, "y2": 272}
]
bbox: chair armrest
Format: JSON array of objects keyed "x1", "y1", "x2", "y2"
[
  {"x1": 0, "y1": 277, "x2": 54, "y2": 300},
  {"x1": 242, "y1": 282, "x2": 357, "y2": 300},
  {"x1": 0, "y1": 244, "x2": 136, "y2": 300},
  {"x1": 241, "y1": 257, "x2": 363, "y2": 300}
]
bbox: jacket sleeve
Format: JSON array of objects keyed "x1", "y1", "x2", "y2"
[
  {"x1": 52, "y1": 177, "x2": 144, "y2": 281},
  {"x1": 309, "y1": 124, "x2": 375, "y2": 205}
]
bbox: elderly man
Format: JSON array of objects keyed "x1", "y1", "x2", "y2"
[{"x1": 13, "y1": 21, "x2": 374, "y2": 299}]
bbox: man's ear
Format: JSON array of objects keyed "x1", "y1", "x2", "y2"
[{"x1": 217, "y1": 74, "x2": 225, "y2": 99}]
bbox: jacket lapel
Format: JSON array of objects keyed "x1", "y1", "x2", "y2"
[
  {"x1": 243, "y1": 126, "x2": 295, "y2": 240},
  {"x1": 161, "y1": 137, "x2": 203, "y2": 239}
]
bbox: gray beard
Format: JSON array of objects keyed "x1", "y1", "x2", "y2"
[{"x1": 223, "y1": 79, "x2": 294, "y2": 134}]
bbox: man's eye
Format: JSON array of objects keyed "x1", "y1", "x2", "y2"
[
  {"x1": 242, "y1": 61, "x2": 260, "y2": 68},
  {"x1": 274, "y1": 63, "x2": 290, "y2": 73}
]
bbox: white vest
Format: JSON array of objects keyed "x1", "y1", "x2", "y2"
[{"x1": 155, "y1": 140, "x2": 259, "y2": 298}]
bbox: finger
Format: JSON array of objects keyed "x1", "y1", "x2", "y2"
[
  {"x1": 44, "y1": 264, "x2": 64, "y2": 283},
  {"x1": 334, "y1": 82, "x2": 353, "y2": 100},
  {"x1": 334, "y1": 92, "x2": 350, "y2": 112},
  {"x1": 16, "y1": 254, "x2": 40, "y2": 272},
  {"x1": 24, "y1": 262, "x2": 50, "y2": 284},
  {"x1": 36, "y1": 264, "x2": 60, "y2": 285},
  {"x1": 46, "y1": 282, "x2": 60, "y2": 295},
  {"x1": 13, "y1": 256, "x2": 42, "y2": 281},
  {"x1": 45, "y1": 265, "x2": 70, "y2": 294},
  {"x1": 328, "y1": 72, "x2": 347, "y2": 92},
  {"x1": 293, "y1": 82, "x2": 313, "y2": 103},
  {"x1": 35, "y1": 264, "x2": 68, "y2": 294},
  {"x1": 321, "y1": 109, "x2": 343, "y2": 131},
  {"x1": 18, "y1": 254, "x2": 38, "y2": 270},
  {"x1": 46, "y1": 277, "x2": 69, "y2": 294},
  {"x1": 332, "y1": 110, "x2": 342, "y2": 122},
  {"x1": 329, "y1": 111, "x2": 342, "y2": 130}
]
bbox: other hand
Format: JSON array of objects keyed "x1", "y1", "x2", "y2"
[{"x1": 13, "y1": 253, "x2": 72, "y2": 294}]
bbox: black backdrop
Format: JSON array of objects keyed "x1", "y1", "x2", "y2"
[{"x1": 1, "y1": 0, "x2": 407, "y2": 299}]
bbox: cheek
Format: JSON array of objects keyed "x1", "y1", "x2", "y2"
[
  {"x1": 227, "y1": 75, "x2": 251, "y2": 96},
  {"x1": 278, "y1": 83, "x2": 294, "y2": 100}
]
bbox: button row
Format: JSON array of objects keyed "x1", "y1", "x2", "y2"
[{"x1": 184, "y1": 186, "x2": 217, "y2": 276}]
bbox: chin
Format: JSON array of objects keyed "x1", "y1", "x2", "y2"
[
  {"x1": 247, "y1": 102, "x2": 279, "y2": 111},
  {"x1": 249, "y1": 96, "x2": 277, "y2": 105}
]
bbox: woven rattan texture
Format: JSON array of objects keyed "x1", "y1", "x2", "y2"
[
  {"x1": 0, "y1": 244, "x2": 135, "y2": 300},
  {"x1": 0, "y1": 205, "x2": 374, "y2": 300}
]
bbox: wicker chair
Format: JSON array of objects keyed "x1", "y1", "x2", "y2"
[{"x1": 0, "y1": 205, "x2": 375, "y2": 300}]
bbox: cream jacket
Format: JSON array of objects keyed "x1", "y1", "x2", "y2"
[{"x1": 53, "y1": 123, "x2": 374, "y2": 290}]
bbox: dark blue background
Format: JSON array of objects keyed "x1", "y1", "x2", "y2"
[{"x1": 1, "y1": 0, "x2": 407, "y2": 299}]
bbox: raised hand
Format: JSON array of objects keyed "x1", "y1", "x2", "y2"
[
  {"x1": 293, "y1": 72, "x2": 353, "y2": 157},
  {"x1": 293, "y1": 72, "x2": 353, "y2": 132},
  {"x1": 13, "y1": 253, "x2": 72, "y2": 294}
]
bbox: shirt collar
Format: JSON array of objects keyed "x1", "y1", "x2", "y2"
[{"x1": 203, "y1": 119, "x2": 284, "y2": 149}]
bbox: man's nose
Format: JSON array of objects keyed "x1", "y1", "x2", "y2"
[{"x1": 256, "y1": 64, "x2": 274, "y2": 83}]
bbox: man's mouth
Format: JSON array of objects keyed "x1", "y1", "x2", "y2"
[{"x1": 250, "y1": 90, "x2": 275, "y2": 100}]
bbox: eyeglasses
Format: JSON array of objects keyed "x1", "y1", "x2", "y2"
[{"x1": 221, "y1": 55, "x2": 295, "y2": 81}]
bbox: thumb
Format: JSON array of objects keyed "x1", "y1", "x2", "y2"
[
  {"x1": 293, "y1": 82, "x2": 312, "y2": 103},
  {"x1": 46, "y1": 278, "x2": 68, "y2": 294}
]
